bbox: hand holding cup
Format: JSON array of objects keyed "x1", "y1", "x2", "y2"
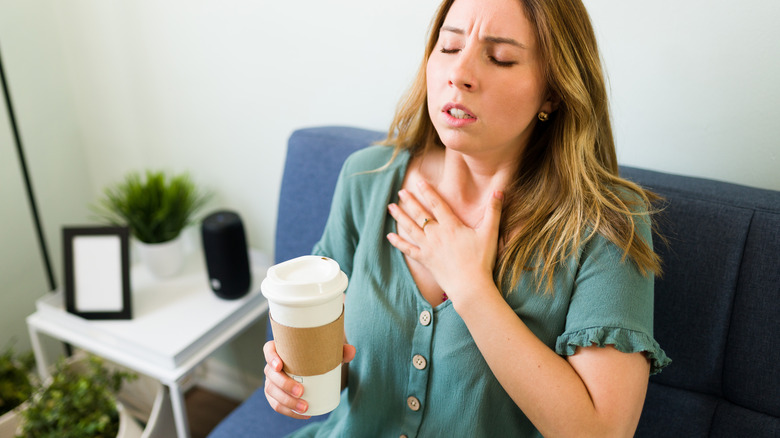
[
  {"x1": 263, "y1": 341, "x2": 356, "y2": 419},
  {"x1": 261, "y1": 256, "x2": 350, "y2": 417}
]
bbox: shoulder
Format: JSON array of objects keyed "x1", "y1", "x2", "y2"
[
  {"x1": 612, "y1": 184, "x2": 654, "y2": 241},
  {"x1": 331, "y1": 145, "x2": 408, "y2": 209},
  {"x1": 335, "y1": 145, "x2": 409, "y2": 198},
  {"x1": 341, "y1": 144, "x2": 405, "y2": 174}
]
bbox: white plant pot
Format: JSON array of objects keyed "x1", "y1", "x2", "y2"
[
  {"x1": 0, "y1": 405, "x2": 24, "y2": 438},
  {"x1": 113, "y1": 363, "x2": 176, "y2": 438},
  {"x1": 135, "y1": 236, "x2": 185, "y2": 278},
  {"x1": 0, "y1": 399, "x2": 142, "y2": 438},
  {"x1": 0, "y1": 373, "x2": 36, "y2": 438},
  {"x1": 117, "y1": 402, "x2": 144, "y2": 438}
]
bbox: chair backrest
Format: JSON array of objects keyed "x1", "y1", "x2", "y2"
[
  {"x1": 274, "y1": 126, "x2": 384, "y2": 264},
  {"x1": 621, "y1": 167, "x2": 780, "y2": 437}
]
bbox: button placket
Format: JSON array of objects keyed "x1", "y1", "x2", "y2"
[{"x1": 402, "y1": 306, "x2": 434, "y2": 436}]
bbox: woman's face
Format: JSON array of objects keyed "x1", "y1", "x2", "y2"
[{"x1": 426, "y1": 0, "x2": 553, "y2": 160}]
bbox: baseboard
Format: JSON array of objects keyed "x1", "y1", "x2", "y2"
[{"x1": 195, "y1": 358, "x2": 263, "y2": 401}]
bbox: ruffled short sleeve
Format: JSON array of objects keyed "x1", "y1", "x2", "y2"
[
  {"x1": 554, "y1": 219, "x2": 671, "y2": 375},
  {"x1": 556, "y1": 326, "x2": 670, "y2": 374}
]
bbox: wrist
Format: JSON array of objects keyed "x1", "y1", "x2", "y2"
[{"x1": 450, "y1": 276, "x2": 503, "y2": 315}]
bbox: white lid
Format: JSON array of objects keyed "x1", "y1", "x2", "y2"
[{"x1": 261, "y1": 255, "x2": 348, "y2": 306}]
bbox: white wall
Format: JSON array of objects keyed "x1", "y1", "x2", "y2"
[
  {"x1": 0, "y1": 0, "x2": 93, "y2": 354},
  {"x1": 586, "y1": 1, "x2": 780, "y2": 189},
  {"x1": 0, "y1": 81, "x2": 49, "y2": 352},
  {"x1": 40, "y1": 0, "x2": 780, "y2": 258},
  {"x1": 1, "y1": 0, "x2": 778, "y2": 388},
  {"x1": 50, "y1": 1, "x2": 779, "y2": 256},
  {"x1": 52, "y1": 0, "x2": 441, "y2": 257}
]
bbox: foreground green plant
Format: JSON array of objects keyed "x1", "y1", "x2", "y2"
[
  {"x1": 17, "y1": 355, "x2": 136, "y2": 438},
  {"x1": 95, "y1": 170, "x2": 211, "y2": 244},
  {"x1": 0, "y1": 346, "x2": 35, "y2": 417}
]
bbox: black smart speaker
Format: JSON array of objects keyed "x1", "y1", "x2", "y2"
[{"x1": 201, "y1": 210, "x2": 252, "y2": 300}]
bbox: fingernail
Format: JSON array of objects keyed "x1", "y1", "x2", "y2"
[
  {"x1": 398, "y1": 189, "x2": 407, "y2": 198},
  {"x1": 271, "y1": 359, "x2": 280, "y2": 369},
  {"x1": 495, "y1": 190, "x2": 504, "y2": 200},
  {"x1": 296, "y1": 401, "x2": 307, "y2": 412},
  {"x1": 293, "y1": 385, "x2": 303, "y2": 397}
]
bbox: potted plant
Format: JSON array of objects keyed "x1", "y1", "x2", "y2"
[
  {"x1": 0, "y1": 346, "x2": 35, "y2": 437},
  {"x1": 16, "y1": 354, "x2": 143, "y2": 438},
  {"x1": 95, "y1": 170, "x2": 211, "y2": 277}
]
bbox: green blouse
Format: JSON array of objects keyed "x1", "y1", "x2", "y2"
[{"x1": 289, "y1": 145, "x2": 670, "y2": 438}]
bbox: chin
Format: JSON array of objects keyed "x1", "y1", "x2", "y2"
[{"x1": 434, "y1": 129, "x2": 478, "y2": 152}]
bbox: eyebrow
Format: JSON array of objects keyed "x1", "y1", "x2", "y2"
[{"x1": 441, "y1": 26, "x2": 527, "y2": 49}]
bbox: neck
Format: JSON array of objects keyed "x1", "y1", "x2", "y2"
[{"x1": 417, "y1": 147, "x2": 519, "y2": 226}]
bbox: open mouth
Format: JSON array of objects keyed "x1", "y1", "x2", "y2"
[
  {"x1": 447, "y1": 108, "x2": 476, "y2": 120},
  {"x1": 443, "y1": 104, "x2": 476, "y2": 122}
]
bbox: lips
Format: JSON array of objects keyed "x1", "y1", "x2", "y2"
[
  {"x1": 443, "y1": 103, "x2": 476, "y2": 119},
  {"x1": 441, "y1": 103, "x2": 477, "y2": 127}
]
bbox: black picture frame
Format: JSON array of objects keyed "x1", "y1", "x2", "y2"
[{"x1": 63, "y1": 226, "x2": 132, "y2": 320}]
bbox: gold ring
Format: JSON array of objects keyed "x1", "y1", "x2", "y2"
[{"x1": 421, "y1": 218, "x2": 432, "y2": 231}]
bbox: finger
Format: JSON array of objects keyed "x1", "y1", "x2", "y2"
[
  {"x1": 264, "y1": 361, "x2": 304, "y2": 399},
  {"x1": 263, "y1": 362, "x2": 311, "y2": 418},
  {"x1": 416, "y1": 180, "x2": 457, "y2": 227},
  {"x1": 386, "y1": 232, "x2": 422, "y2": 260},
  {"x1": 343, "y1": 344, "x2": 356, "y2": 364},
  {"x1": 264, "y1": 378, "x2": 311, "y2": 419},
  {"x1": 263, "y1": 341, "x2": 282, "y2": 370},
  {"x1": 387, "y1": 203, "x2": 426, "y2": 242},
  {"x1": 480, "y1": 190, "x2": 504, "y2": 239},
  {"x1": 397, "y1": 189, "x2": 431, "y2": 224}
]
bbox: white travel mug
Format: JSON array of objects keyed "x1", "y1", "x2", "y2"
[{"x1": 261, "y1": 255, "x2": 348, "y2": 416}]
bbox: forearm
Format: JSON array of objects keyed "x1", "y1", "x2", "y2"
[{"x1": 453, "y1": 283, "x2": 638, "y2": 438}]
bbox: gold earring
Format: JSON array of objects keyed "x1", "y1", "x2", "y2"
[{"x1": 538, "y1": 111, "x2": 549, "y2": 122}]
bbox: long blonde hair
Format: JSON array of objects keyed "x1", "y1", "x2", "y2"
[{"x1": 382, "y1": 0, "x2": 662, "y2": 293}]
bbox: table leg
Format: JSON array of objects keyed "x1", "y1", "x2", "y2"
[
  {"x1": 27, "y1": 323, "x2": 50, "y2": 380},
  {"x1": 168, "y1": 382, "x2": 192, "y2": 438}
]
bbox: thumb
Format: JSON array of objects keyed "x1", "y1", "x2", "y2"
[{"x1": 343, "y1": 344, "x2": 357, "y2": 364}]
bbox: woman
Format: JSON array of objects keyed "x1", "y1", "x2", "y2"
[{"x1": 264, "y1": 0, "x2": 670, "y2": 436}]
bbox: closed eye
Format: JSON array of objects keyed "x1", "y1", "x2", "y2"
[
  {"x1": 440, "y1": 47, "x2": 517, "y2": 67},
  {"x1": 489, "y1": 57, "x2": 517, "y2": 67}
]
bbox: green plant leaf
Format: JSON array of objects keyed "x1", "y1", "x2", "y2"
[
  {"x1": 92, "y1": 170, "x2": 211, "y2": 243},
  {"x1": 17, "y1": 355, "x2": 137, "y2": 438},
  {"x1": 0, "y1": 345, "x2": 34, "y2": 417}
]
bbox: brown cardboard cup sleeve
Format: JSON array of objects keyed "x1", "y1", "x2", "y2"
[{"x1": 270, "y1": 309, "x2": 345, "y2": 376}]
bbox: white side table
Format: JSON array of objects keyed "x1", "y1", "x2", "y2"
[{"x1": 26, "y1": 249, "x2": 271, "y2": 438}]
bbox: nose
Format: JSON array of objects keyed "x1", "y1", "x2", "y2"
[{"x1": 448, "y1": 48, "x2": 477, "y2": 91}]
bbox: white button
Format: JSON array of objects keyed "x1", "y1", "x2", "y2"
[
  {"x1": 407, "y1": 396, "x2": 421, "y2": 411},
  {"x1": 419, "y1": 310, "x2": 431, "y2": 326},
  {"x1": 412, "y1": 354, "x2": 427, "y2": 370}
]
